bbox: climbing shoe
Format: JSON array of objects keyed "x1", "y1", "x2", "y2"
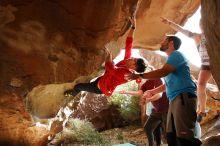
[
  {"x1": 196, "y1": 112, "x2": 207, "y2": 122},
  {"x1": 64, "y1": 89, "x2": 74, "y2": 97}
]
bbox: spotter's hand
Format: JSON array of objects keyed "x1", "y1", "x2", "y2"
[{"x1": 124, "y1": 73, "x2": 140, "y2": 81}]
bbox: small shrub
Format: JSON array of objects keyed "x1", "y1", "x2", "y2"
[
  {"x1": 57, "y1": 118, "x2": 110, "y2": 145},
  {"x1": 109, "y1": 81, "x2": 140, "y2": 122},
  {"x1": 115, "y1": 130, "x2": 123, "y2": 141}
]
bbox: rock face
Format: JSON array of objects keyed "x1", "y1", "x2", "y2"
[
  {"x1": 134, "y1": 0, "x2": 201, "y2": 50},
  {"x1": 71, "y1": 93, "x2": 126, "y2": 131},
  {"x1": 0, "y1": 94, "x2": 50, "y2": 146},
  {"x1": 0, "y1": 0, "x2": 116, "y2": 95},
  {"x1": 201, "y1": 0, "x2": 220, "y2": 91},
  {"x1": 200, "y1": 3, "x2": 220, "y2": 144},
  {"x1": 1, "y1": 0, "x2": 220, "y2": 145},
  {"x1": 0, "y1": 0, "x2": 201, "y2": 96},
  {"x1": 202, "y1": 118, "x2": 220, "y2": 146}
]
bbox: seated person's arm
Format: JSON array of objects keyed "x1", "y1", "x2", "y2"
[
  {"x1": 147, "y1": 93, "x2": 163, "y2": 102},
  {"x1": 118, "y1": 89, "x2": 143, "y2": 97},
  {"x1": 142, "y1": 84, "x2": 165, "y2": 99}
]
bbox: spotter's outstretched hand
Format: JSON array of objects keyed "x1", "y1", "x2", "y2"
[{"x1": 124, "y1": 73, "x2": 140, "y2": 81}]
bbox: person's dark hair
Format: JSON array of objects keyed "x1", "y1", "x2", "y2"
[
  {"x1": 167, "y1": 35, "x2": 182, "y2": 50},
  {"x1": 136, "y1": 58, "x2": 146, "y2": 73}
]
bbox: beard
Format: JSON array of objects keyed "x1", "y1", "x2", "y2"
[{"x1": 159, "y1": 46, "x2": 168, "y2": 52}]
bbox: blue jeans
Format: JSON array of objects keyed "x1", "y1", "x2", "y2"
[{"x1": 144, "y1": 112, "x2": 167, "y2": 146}]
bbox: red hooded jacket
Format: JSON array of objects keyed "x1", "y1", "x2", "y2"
[{"x1": 98, "y1": 37, "x2": 133, "y2": 96}]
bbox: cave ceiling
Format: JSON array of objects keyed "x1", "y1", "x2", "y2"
[{"x1": 0, "y1": 0, "x2": 201, "y2": 90}]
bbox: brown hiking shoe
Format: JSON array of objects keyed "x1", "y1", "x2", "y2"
[{"x1": 197, "y1": 112, "x2": 207, "y2": 122}]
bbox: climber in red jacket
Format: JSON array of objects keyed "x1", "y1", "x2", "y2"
[{"x1": 64, "y1": 17, "x2": 147, "y2": 97}]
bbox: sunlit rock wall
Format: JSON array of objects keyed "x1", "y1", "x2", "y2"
[
  {"x1": 201, "y1": 0, "x2": 220, "y2": 90},
  {"x1": 200, "y1": 1, "x2": 220, "y2": 145},
  {"x1": 107, "y1": 0, "x2": 201, "y2": 54}
]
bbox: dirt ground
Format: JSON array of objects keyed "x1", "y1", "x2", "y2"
[
  {"x1": 101, "y1": 117, "x2": 218, "y2": 146},
  {"x1": 48, "y1": 117, "x2": 218, "y2": 146}
]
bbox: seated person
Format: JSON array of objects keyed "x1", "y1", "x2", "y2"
[{"x1": 119, "y1": 66, "x2": 169, "y2": 146}]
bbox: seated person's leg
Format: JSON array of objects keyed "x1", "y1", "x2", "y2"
[
  {"x1": 154, "y1": 124, "x2": 162, "y2": 146},
  {"x1": 144, "y1": 113, "x2": 162, "y2": 146}
]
